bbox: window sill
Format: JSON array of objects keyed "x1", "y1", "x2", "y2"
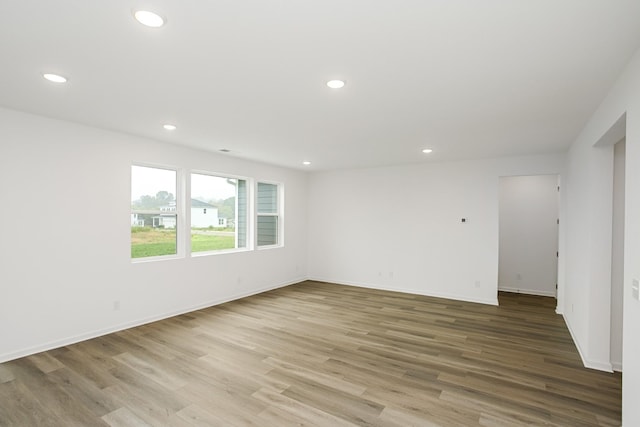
[
  {"x1": 191, "y1": 247, "x2": 251, "y2": 257},
  {"x1": 256, "y1": 244, "x2": 284, "y2": 251},
  {"x1": 131, "y1": 254, "x2": 183, "y2": 264}
]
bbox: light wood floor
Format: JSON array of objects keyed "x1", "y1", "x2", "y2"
[{"x1": 0, "y1": 281, "x2": 621, "y2": 426}]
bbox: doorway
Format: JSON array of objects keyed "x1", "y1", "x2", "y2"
[{"x1": 498, "y1": 175, "x2": 560, "y2": 297}]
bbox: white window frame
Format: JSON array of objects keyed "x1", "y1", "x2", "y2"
[
  {"x1": 255, "y1": 180, "x2": 283, "y2": 249},
  {"x1": 131, "y1": 163, "x2": 184, "y2": 263}
]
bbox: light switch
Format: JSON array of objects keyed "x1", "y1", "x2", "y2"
[{"x1": 632, "y1": 279, "x2": 639, "y2": 301}]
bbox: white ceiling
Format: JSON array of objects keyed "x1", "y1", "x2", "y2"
[{"x1": 1, "y1": 1, "x2": 639, "y2": 171}]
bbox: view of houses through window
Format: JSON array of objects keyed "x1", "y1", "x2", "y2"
[
  {"x1": 130, "y1": 165, "x2": 178, "y2": 258},
  {"x1": 190, "y1": 173, "x2": 247, "y2": 253},
  {"x1": 131, "y1": 165, "x2": 273, "y2": 260}
]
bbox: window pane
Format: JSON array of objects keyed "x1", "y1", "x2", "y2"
[
  {"x1": 257, "y1": 182, "x2": 280, "y2": 247},
  {"x1": 131, "y1": 216, "x2": 177, "y2": 258},
  {"x1": 131, "y1": 166, "x2": 177, "y2": 258},
  {"x1": 191, "y1": 173, "x2": 247, "y2": 253},
  {"x1": 257, "y1": 216, "x2": 278, "y2": 246},
  {"x1": 257, "y1": 182, "x2": 278, "y2": 214}
]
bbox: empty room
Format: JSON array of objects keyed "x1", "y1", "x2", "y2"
[{"x1": 1, "y1": 1, "x2": 640, "y2": 426}]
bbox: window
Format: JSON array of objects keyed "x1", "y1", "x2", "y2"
[
  {"x1": 130, "y1": 167, "x2": 282, "y2": 258},
  {"x1": 131, "y1": 165, "x2": 178, "y2": 259},
  {"x1": 257, "y1": 182, "x2": 281, "y2": 247},
  {"x1": 190, "y1": 173, "x2": 248, "y2": 253}
]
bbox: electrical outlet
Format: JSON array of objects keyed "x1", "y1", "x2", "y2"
[
  {"x1": 632, "y1": 279, "x2": 639, "y2": 301},
  {"x1": 113, "y1": 301, "x2": 120, "y2": 311}
]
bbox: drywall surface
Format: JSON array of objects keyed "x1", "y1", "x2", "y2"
[
  {"x1": 562, "y1": 47, "x2": 640, "y2": 424},
  {"x1": 0, "y1": 107, "x2": 308, "y2": 362},
  {"x1": 498, "y1": 175, "x2": 559, "y2": 296},
  {"x1": 307, "y1": 155, "x2": 564, "y2": 306}
]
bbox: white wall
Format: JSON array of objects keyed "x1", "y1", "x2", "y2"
[
  {"x1": 0, "y1": 107, "x2": 308, "y2": 362},
  {"x1": 498, "y1": 175, "x2": 559, "y2": 297},
  {"x1": 611, "y1": 139, "x2": 625, "y2": 371},
  {"x1": 562, "y1": 47, "x2": 640, "y2": 424},
  {"x1": 307, "y1": 155, "x2": 564, "y2": 306}
]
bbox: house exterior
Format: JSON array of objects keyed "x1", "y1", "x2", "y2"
[
  {"x1": 191, "y1": 199, "x2": 226, "y2": 228},
  {"x1": 131, "y1": 199, "x2": 228, "y2": 229},
  {"x1": 136, "y1": 199, "x2": 227, "y2": 229},
  {"x1": 153, "y1": 214, "x2": 176, "y2": 229},
  {"x1": 148, "y1": 201, "x2": 177, "y2": 228},
  {"x1": 130, "y1": 213, "x2": 144, "y2": 226}
]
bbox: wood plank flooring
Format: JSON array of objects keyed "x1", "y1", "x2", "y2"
[{"x1": 0, "y1": 281, "x2": 621, "y2": 426}]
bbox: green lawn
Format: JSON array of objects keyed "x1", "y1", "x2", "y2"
[
  {"x1": 131, "y1": 227, "x2": 236, "y2": 258},
  {"x1": 191, "y1": 234, "x2": 236, "y2": 252},
  {"x1": 131, "y1": 242, "x2": 177, "y2": 258}
]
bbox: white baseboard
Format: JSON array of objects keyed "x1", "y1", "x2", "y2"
[
  {"x1": 612, "y1": 362, "x2": 622, "y2": 372},
  {"x1": 308, "y1": 276, "x2": 499, "y2": 306},
  {"x1": 498, "y1": 286, "x2": 556, "y2": 298},
  {"x1": 561, "y1": 313, "x2": 613, "y2": 373},
  {"x1": 0, "y1": 277, "x2": 305, "y2": 364}
]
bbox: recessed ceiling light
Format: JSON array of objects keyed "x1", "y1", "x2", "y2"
[
  {"x1": 302, "y1": 161, "x2": 311, "y2": 166},
  {"x1": 163, "y1": 124, "x2": 177, "y2": 131},
  {"x1": 43, "y1": 73, "x2": 67, "y2": 83},
  {"x1": 327, "y1": 80, "x2": 345, "y2": 89},
  {"x1": 134, "y1": 10, "x2": 165, "y2": 28},
  {"x1": 422, "y1": 148, "x2": 433, "y2": 154}
]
